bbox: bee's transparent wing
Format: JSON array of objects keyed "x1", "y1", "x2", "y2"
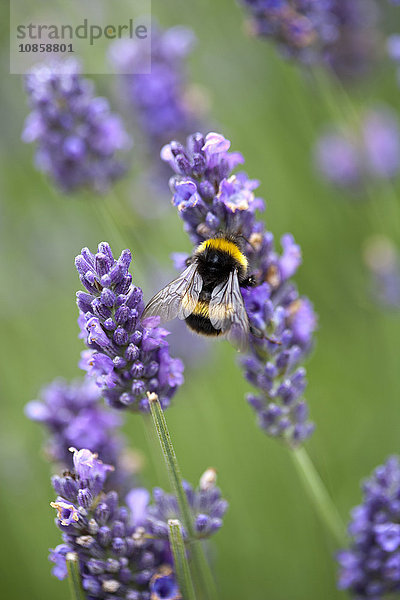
[
  {"x1": 209, "y1": 270, "x2": 249, "y2": 352},
  {"x1": 142, "y1": 262, "x2": 203, "y2": 322}
]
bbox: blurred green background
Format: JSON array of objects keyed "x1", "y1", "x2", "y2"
[{"x1": 1, "y1": 1, "x2": 400, "y2": 599}]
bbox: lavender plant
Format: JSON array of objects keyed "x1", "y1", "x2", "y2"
[
  {"x1": 76, "y1": 242, "x2": 184, "y2": 411},
  {"x1": 22, "y1": 59, "x2": 131, "y2": 193},
  {"x1": 337, "y1": 456, "x2": 400, "y2": 597},
  {"x1": 237, "y1": 0, "x2": 379, "y2": 81},
  {"x1": 49, "y1": 447, "x2": 228, "y2": 599},
  {"x1": 314, "y1": 106, "x2": 400, "y2": 189},
  {"x1": 161, "y1": 131, "x2": 316, "y2": 445},
  {"x1": 28, "y1": 377, "x2": 227, "y2": 598}
]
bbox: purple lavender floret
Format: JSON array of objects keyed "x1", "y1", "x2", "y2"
[
  {"x1": 314, "y1": 106, "x2": 400, "y2": 189},
  {"x1": 76, "y1": 242, "x2": 184, "y2": 412},
  {"x1": 110, "y1": 25, "x2": 197, "y2": 152},
  {"x1": 22, "y1": 59, "x2": 131, "y2": 193},
  {"x1": 142, "y1": 469, "x2": 228, "y2": 540},
  {"x1": 337, "y1": 456, "x2": 400, "y2": 598},
  {"x1": 162, "y1": 132, "x2": 316, "y2": 446},
  {"x1": 49, "y1": 448, "x2": 179, "y2": 599},
  {"x1": 150, "y1": 567, "x2": 181, "y2": 600},
  {"x1": 238, "y1": 0, "x2": 379, "y2": 81}
]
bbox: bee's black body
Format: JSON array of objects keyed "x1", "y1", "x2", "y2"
[
  {"x1": 185, "y1": 289, "x2": 219, "y2": 336},
  {"x1": 185, "y1": 236, "x2": 250, "y2": 337},
  {"x1": 143, "y1": 234, "x2": 255, "y2": 351}
]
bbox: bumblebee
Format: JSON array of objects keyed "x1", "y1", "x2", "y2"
[{"x1": 143, "y1": 234, "x2": 256, "y2": 351}]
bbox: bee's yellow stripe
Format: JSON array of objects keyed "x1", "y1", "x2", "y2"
[
  {"x1": 197, "y1": 238, "x2": 248, "y2": 270},
  {"x1": 192, "y1": 300, "x2": 210, "y2": 318}
]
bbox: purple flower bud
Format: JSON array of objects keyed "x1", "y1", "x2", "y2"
[
  {"x1": 131, "y1": 330, "x2": 143, "y2": 345},
  {"x1": 125, "y1": 343, "x2": 140, "y2": 362},
  {"x1": 101, "y1": 288, "x2": 116, "y2": 307},
  {"x1": 112, "y1": 537, "x2": 127, "y2": 556},
  {"x1": 130, "y1": 361, "x2": 145, "y2": 378},
  {"x1": 87, "y1": 559, "x2": 105, "y2": 575},
  {"x1": 113, "y1": 326, "x2": 129, "y2": 346},
  {"x1": 97, "y1": 525, "x2": 112, "y2": 546},
  {"x1": 115, "y1": 305, "x2": 130, "y2": 325},
  {"x1": 83, "y1": 576, "x2": 102, "y2": 595},
  {"x1": 375, "y1": 524, "x2": 400, "y2": 552},
  {"x1": 76, "y1": 291, "x2": 93, "y2": 313},
  {"x1": 78, "y1": 488, "x2": 93, "y2": 509},
  {"x1": 113, "y1": 356, "x2": 127, "y2": 369}
]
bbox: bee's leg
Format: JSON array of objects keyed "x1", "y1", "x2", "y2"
[
  {"x1": 249, "y1": 324, "x2": 263, "y2": 338},
  {"x1": 185, "y1": 256, "x2": 195, "y2": 267},
  {"x1": 241, "y1": 274, "x2": 258, "y2": 288},
  {"x1": 249, "y1": 323, "x2": 282, "y2": 346}
]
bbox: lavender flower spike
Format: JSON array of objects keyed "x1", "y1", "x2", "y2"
[
  {"x1": 238, "y1": 0, "x2": 379, "y2": 81},
  {"x1": 49, "y1": 448, "x2": 179, "y2": 599},
  {"x1": 22, "y1": 59, "x2": 131, "y2": 193},
  {"x1": 143, "y1": 468, "x2": 228, "y2": 540},
  {"x1": 337, "y1": 456, "x2": 400, "y2": 598},
  {"x1": 162, "y1": 132, "x2": 316, "y2": 446},
  {"x1": 25, "y1": 378, "x2": 120, "y2": 466},
  {"x1": 76, "y1": 242, "x2": 184, "y2": 411}
]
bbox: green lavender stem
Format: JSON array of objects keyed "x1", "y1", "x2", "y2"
[
  {"x1": 148, "y1": 393, "x2": 218, "y2": 600},
  {"x1": 290, "y1": 446, "x2": 347, "y2": 547},
  {"x1": 168, "y1": 519, "x2": 197, "y2": 600},
  {"x1": 148, "y1": 393, "x2": 197, "y2": 537},
  {"x1": 66, "y1": 552, "x2": 85, "y2": 600}
]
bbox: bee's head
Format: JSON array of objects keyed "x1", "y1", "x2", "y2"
[{"x1": 194, "y1": 236, "x2": 248, "y2": 284}]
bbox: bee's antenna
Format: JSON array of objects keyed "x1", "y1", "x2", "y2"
[{"x1": 236, "y1": 233, "x2": 256, "y2": 252}]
